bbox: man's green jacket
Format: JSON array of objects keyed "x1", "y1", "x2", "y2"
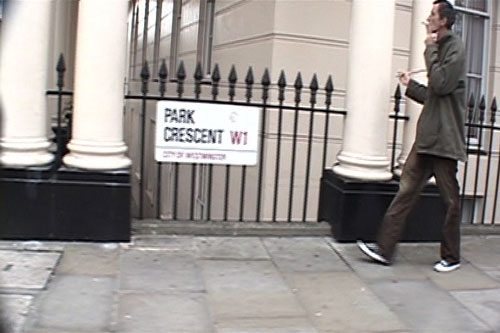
[{"x1": 405, "y1": 30, "x2": 467, "y2": 162}]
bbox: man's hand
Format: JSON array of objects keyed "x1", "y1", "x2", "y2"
[
  {"x1": 397, "y1": 71, "x2": 410, "y2": 86},
  {"x1": 424, "y1": 22, "x2": 437, "y2": 45}
]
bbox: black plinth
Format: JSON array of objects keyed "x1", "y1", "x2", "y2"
[
  {"x1": 0, "y1": 166, "x2": 131, "y2": 242},
  {"x1": 318, "y1": 169, "x2": 446, "y2": 242}
]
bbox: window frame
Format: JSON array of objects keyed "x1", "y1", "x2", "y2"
[
  {"x1": 196, "y1": 0, "x2": 216, "y2": 77},
  {"x1": 453, "y1": 1, "x2": 491, "y2": 145}
]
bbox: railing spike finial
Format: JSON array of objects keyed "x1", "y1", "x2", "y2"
[
  {"x1": 176, "y1": 61, "x2": 186, "y2": 81},
  {"x1": 228, "y1": 65, "x2": 237, "y2": 100},
  {"x1": 245, "y1": 67, "x2": 254, "y2": 102},
  {"x1": 194, "y1": 62, "x2": 203, "y2": 98},
  {"x1": 261, "y1": 69, "x2": 270, "y2": 101},
  {"x1": 56, "y1": 54, "x2": 66, "y2": 89},
  {"x1": 141, "y1": 61, "x2": 150, "y2": 95},
  {"x1": 159, "y1": 59, "x2": 168, "y2": 96},
  {"x1": 310, "y1": 74, "x2": 318, "y2": 105},
  {"x1": 325, "y1": 75, "x2": 334, "y2": 108},
  {"x1": 194, "y1": 62, "x2": 203, "y2": 81},
  {"x1": 325, "y1": 75, "x2": 334, "y2": 93},
  {"x1": 159, "y1": 59, "x2": 168, "y2": 79},
  {"x1": 479, "y1": 95, "x2": 486, "y2": 122},
  {"x1": 141, "y1": 61, "x2": 150, "y2": 80},
  {"x1": 294, "y1": 72, "x2": 303, "y2": 89},
  {"x1": 229, "y1": 65, "x2": 238, "y2": 83},
  {"x1": 294, "y1": 72, "x2": 303, "y2": 104},
  {"x1": 309, "y1": 74, "x2": 318, "y2": 91},
  {"x1": 211, "y1": 64, "x2": 221, "y2": 82},
  {"x1": 468, "y1": 93, "x2": 475, "y2": 108},
  {"x1": 245, "y1": 67, "x2": 254, "y2": 85},
  {"x1": 395, "y1": 84, "x2": 401, "y2": 100},
  {"x1": 211, "y1": 64, "x2": 220, "y2": 99},
  {"x1": 278, "y1": 70, "x2": 286, "y2": 102},
  {"x1": 56, "y1": 53, "x2": 66, "y2": 73},
  {"x1": 176, "y1": 61, "x2": 186, "y2": 97},
  {"x1": 278, "y1": 70, "x2": 286, "y2": 87},
  {"x1": 467, "y1": 93, "x2": 475, "y2": 122},
  {"x1": 261, "y1": 68, "x2": 270, "y2": 86},
  {"x1": 490, "y1": 97, "x2": 497, "y2": 124}
]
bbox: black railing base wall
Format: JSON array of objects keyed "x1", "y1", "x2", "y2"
[
  {"x1": 318, "y1": 170, "x2": 446, "y2": 242},
  {"x1": 0, "y1": 166, "x2": 131, "y2": 241}
]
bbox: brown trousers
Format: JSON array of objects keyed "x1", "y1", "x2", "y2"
[{"x1": 377, "y1": 145, "x2": 461, "y2": 263}]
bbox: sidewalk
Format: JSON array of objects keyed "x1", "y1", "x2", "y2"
[{"x1": 1, "y1": 234, "x2": 499, "y2": 332}]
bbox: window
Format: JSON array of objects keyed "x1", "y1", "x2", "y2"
[
  {"x1": 453, "y1": 0, "x2": 490, "y2": 139},
  {"x1": 197, "y1": 0, "x2": 215, "y2": 76},
  {"x1": 170, "y1": 0, "x2": 182, "y2": 76}
]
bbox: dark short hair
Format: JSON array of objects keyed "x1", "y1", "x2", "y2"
[{"x1": 433, "y1": 0, "x2": 456, "y2": 29}]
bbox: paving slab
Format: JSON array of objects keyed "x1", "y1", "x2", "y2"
[
  {"x1": 262, "y1": 237, "x2": 349, "y2": 272},
  {"x1": 0, "y1": 294, "x2": 33, "y2": 333},
  {"x1": 283, "y1": 272, "x2": 407, "y2": 332},
  {"x1": 462, "y1": 235, "x2": 500, "y2": 270},
  {"x1": 426, "y1": 262, "x2": 500, "y2": 291},
  {"x1": 369, "y1": 279, "x2": 491, "y2": 332},
  {"x1": 214, "y1": 317, "x2": 318, "y2": 333},
  {"x1": 0, "y1": 250, "x2": 60, "y2": 290},
  {"x1": 194, "y1": 237, "x2": 269, "y2": 259},
  {"x1": 26, "y1": 275, "x2": 116, "y2": 332},
  {"x1": 200, "y1": 260, "x2": 305, "y2": 319},
  {"x1": 120, "y1": 250, "x2": 205, "y2": 293},
  {"x1": 451, "y1": 288, "x2": 500, "y2": 331},
  {"x1": 117, "y1": 292, "x2": 213, "y2": 333},
  {"x1": 327, "y1": 241, "x2": 426, "y2": 281},
  {"x1": 484, "y1": 269, "x2": 500, "y2": 282},
  {"x1": 55, "y1": 243, "x2": 119, "y2": 276}
]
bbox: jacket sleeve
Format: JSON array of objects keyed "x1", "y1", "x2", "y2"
[
  {"x1": 405, "y1": 79, "x2": 427, "y2": 105},
  {"x1": 424, "y1": 40, "x2": 465, "y2": 96}
]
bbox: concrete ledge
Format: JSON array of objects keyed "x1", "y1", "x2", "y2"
[{"x1": 133, "y1": 219, "x2": 332, "y2": 237}]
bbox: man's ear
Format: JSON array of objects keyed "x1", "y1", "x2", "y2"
[{"x1": 440, "y1": 16, "x2": 448, "y2": 29}]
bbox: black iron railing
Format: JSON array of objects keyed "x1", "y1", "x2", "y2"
[
  {"x1": 48, "y1": 54, "x2": 500, "y2": 225},
  {"x1": 125, "y1": 60, "x2": 346, "y2": 222}
]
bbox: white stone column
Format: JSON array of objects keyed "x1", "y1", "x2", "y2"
[
  {"x1": 333, "y1": 0, "x2": 396, "y2": 181},
  {"x1": 64, "y1": 0, "x2": 131, "y2": 170},
  {"x1": 395, "y1": 0, "x2": 433, "y2": 175},
  {"x1": 0, "y1": 0, "x2": 55, "y2": 167}
]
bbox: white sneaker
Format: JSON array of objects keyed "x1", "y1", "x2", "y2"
[
  {"x1": 357, "y1": 240, "x2": 391, "y2": 265},
  {"x1": 434, "y1": 260, "x2": 460, "y2": 273}
]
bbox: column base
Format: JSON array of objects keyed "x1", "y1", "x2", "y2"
[
  {"x1": 0, "y1": 166, "x2": 131, "y2": 241},
  {"x1": 0, "y1": 138, "x2": 54, "y2": 167},
  {"x1": 64, "y1": 140, "x2": 131, "y2": 170},
  {"x1": 318, "y1": 169, "x2": 446, "y2": 242},
  {"x1": 333, "y1": 151, "x2": 393, "y2": 181}
]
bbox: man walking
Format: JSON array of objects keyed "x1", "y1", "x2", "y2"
[{"x1": 357, "y1": 0, "x2": 466, "y2": 273}]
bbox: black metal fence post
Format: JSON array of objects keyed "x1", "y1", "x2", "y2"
[
  {"x1": 207, "y1": 64, "x2": 221, "y2": 221},
  {"x1": 390, "y1": 85, "x2": 401, "y2": 173},
  {"x1": 321, "y1": 76, "x2": 334, "y2": 171},
  {"x1": 54, "y1": 54, "x2": 66, "y2": 170},
  {"x1": 239, "y1": 67, "x2": 254, "y2": 222},
  {"x1": 287, "y1": 73, "x2": 303, "y2": 222},
  {"x1": 273, "y1": 71, "x2": 287, "y2": 222},
  {"x1": 470, "y1": 96, "x2": 486, "y2": 223},
  {"x1": 303, "y1": 74, "x2": 318, "y2": 222},
  {"x1": 139, "y1": 61, "x2": 150, "y2": 219},
  {"x1": 156, "y1": 59, "x2": 168, "y2": 219},
  {"x1": 461, "y1": 94, "x2": 475, "y2": 221},
  {"x1": 483, "y1": 98, "x2": 497, "y2": 223},
  {"x1": 256, "y1": 69, "x2": 270, "y2": 221}
]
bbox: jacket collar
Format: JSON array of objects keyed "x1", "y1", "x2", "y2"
[{"x1": 437, "y1": 30, "x2": 454, "y2": 45}]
